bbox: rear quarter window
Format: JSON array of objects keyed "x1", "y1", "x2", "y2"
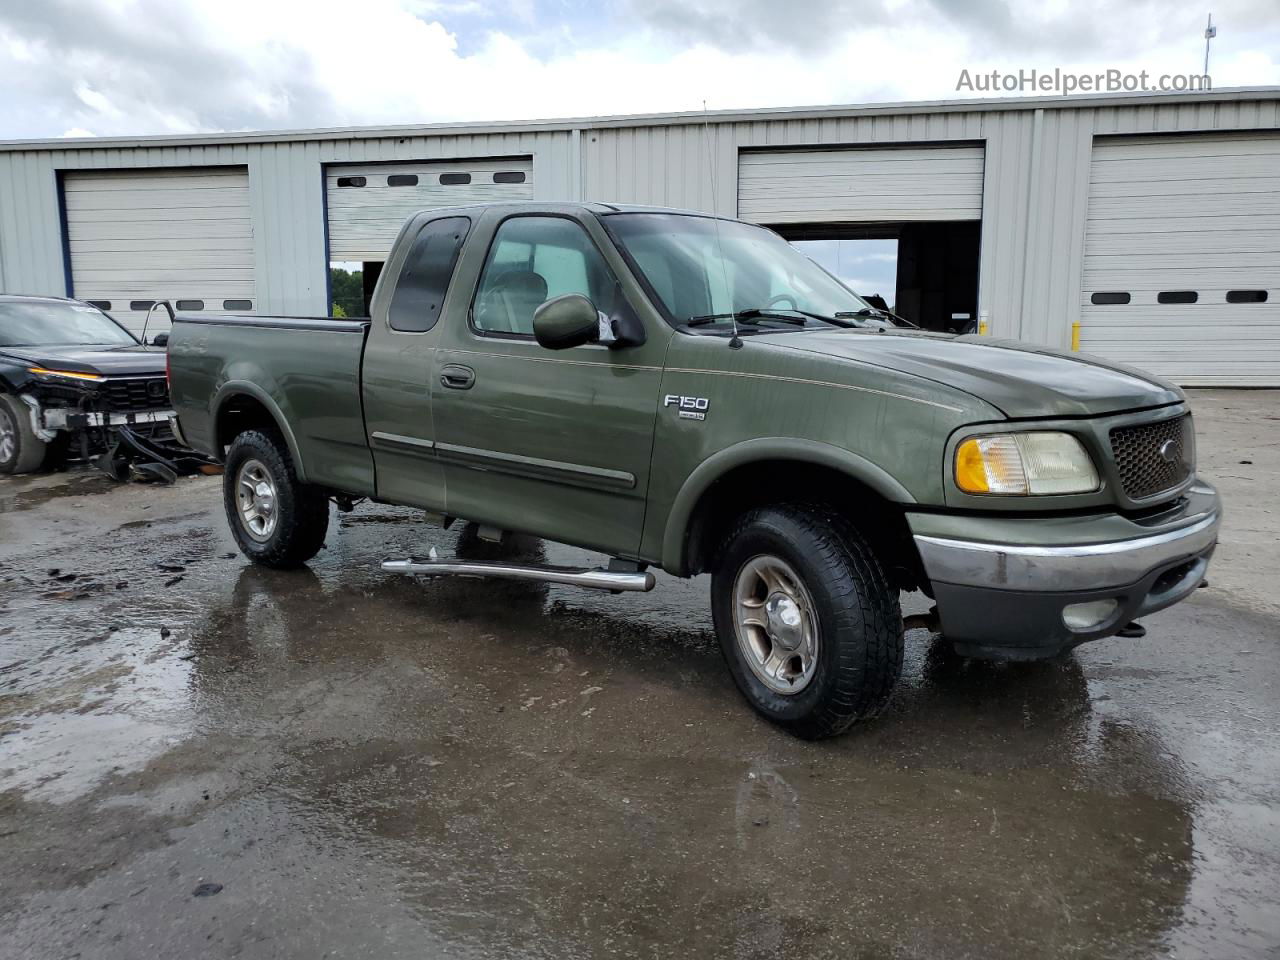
[{"x1": 388, "y1": 216, "x2": 471, "y2": 333}]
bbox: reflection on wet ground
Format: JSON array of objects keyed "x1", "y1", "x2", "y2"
[
  {"x1": 0, "y1": 469, "x2": 117, "y2": 514},
  {"x1": 2, "y1": 417, "x2": 1278, "y2": 958}
]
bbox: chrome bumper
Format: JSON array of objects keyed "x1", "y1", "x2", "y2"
[
  {"x1": 914, "y1": 490, "x2": 1221, "y2": 593},
  {"x1": 908, "y1": 481, "x2": 1222, "y2": 659},
  {"x1": 168, "y1": 414, "x2": 189, "y2": 448}
]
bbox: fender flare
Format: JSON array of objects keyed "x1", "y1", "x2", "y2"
[
  {"x1": 660, "y1": 437, "x2": 917, "y2": 575},
  {"x1": 211, "y1": 380, "x2": 309, "y2": 483}
]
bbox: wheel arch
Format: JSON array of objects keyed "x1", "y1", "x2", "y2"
[
  {"x1": 663, "y1": 439, "x2": 923, "y2": 588},
  {"x1": 212, "y1": 381, "x2": 309, "y2": 483},
  {"x1": 0, "y1": 357, "x2": 34, "y2": 393}
]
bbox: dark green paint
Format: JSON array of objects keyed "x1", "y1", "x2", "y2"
[{"x1": 169, "y1": 202, "x2": 1187, "y2": 576}]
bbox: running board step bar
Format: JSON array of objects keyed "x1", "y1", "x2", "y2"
[{"x1": 381, "y1": 558, "x2": 655, "y2": 592}]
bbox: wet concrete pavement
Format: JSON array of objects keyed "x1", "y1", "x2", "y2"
[{"x1": 1, "y1": 389, "x2": 1277, "y2": 959}]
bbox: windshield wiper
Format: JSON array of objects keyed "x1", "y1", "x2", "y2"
[
  {"x1": 781, "y1": 308, "x2": 859, "y2": 329},
  {"x1": 836, "y1": 307, "x2": 919, "y2": 329},
  {"x1": 685, "y1": 309, "x2": 806, "y2": 328}
]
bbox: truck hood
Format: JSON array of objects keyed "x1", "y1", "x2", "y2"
[
  {"x1": 760, "y1": 329, "x2": 1183, "y2": 419},
  {"x1": 0, "y1": 343, "x2": 167, "y2": 378}
]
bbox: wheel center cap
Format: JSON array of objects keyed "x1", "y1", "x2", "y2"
[
  {"x1": 254, "y1": 482, "x2": 274, "y2": 513},
  {"x1": 765, "y1": 593, "x2": 804, "y2": 650}
]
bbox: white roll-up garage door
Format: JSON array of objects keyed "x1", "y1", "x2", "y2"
[
  {"x1": 326, "y1": 158, "x2": 533, "y2": 262},
  {"x1": 1080, "y1": 134, "x2": 1280, "y2": 386},
  {"x1": 63, "y1": 167, "x2": 255, "y2": 336},
  {"x1": 737, "y1": 145, "x2": 985, "y2": 223}
]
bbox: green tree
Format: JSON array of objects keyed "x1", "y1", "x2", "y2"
[{"x1": 329, "y1": 267, "x2": 364, "y2": 317}]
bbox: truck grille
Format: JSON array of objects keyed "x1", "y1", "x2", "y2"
[
  {"x1": 1109, "y1": 415, "x2": 1193, "y2": 501},
  {"x1": 100, "y1": 376, "x2": 171, "y2": 413}
]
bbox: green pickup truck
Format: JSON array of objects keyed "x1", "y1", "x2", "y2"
[{"x1": 168, "y1": 201, "x2": 1221, "y2": 738}]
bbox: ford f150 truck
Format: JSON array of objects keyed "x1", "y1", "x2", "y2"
[
  {"x1": 1, "y1": 295, "x2": 173, "y2": 474},
  {"x1": 168, "y1": 202, "x2": 1221, "y2": 738}
]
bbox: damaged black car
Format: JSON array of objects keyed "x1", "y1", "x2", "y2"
[{"x1": 0, "y1": 294, "x2": 174, "y2": 474}]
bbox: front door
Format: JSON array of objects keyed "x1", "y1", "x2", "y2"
[{"x1": 431, "y1": 212, "x2": 667, "y2": 557}]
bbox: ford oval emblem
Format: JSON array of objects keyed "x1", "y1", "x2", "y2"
[{"x1": 1158, "y1": 439, "x2": 1179, "y2": 463}]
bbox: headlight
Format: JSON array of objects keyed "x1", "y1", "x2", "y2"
[
  {"x1": 28, "y1": 366, "x2": 106, "y2": 384},
  {"x1": 955, "y1": 431, "x2": 1100, "y2": 495}
]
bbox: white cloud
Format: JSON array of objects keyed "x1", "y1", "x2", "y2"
[{"x1": 0, "y1": 0, "x2": 1276, "y2": 139}]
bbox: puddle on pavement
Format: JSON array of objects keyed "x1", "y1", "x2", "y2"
[
  {"x1": 0, "y1": 470, "x2": 118, "y2": 514},
  {"x1": 1, "y1": 481, "x2": 1277, "y2": 957}
]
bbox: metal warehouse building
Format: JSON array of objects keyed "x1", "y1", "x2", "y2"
[{"x1": 0, "y1": 87, "x2": 1277, "y2": 385}]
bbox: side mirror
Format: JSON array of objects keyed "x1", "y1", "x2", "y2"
[
  {"x1": 533, "y1": 294, "x2": 599, "y2": 350},
  {"x1": 151, "y1": 333, "x2": 169, "y2": 347}
]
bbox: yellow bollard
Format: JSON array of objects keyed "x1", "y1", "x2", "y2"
[{"x1": 1071, "y1": 321, "x2": 1081, "y2": 352}]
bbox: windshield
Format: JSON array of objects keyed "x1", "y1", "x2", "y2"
[
  {"x1": 0, "y1": 300, "x2": 137, "y2": 347},
  {"x1": 604, "y1": 213, "x2": 873, "y2": 330}
]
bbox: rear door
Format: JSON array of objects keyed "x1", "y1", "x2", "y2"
[
  {"x1": 431, "y1": 211, "x2": 668, "y2": 556},
  {"x1": 361, "y1": 214, "x2": 472, "y2": 510}
]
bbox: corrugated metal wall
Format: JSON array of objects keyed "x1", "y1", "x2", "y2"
[
  {"x1": 0, "y1": 131, "x2": 571, "y2": 317},
  {"x1": 0, "y1": 96, "x2": 1276, "y2": 345},
  {"x1": 578, "y1": 98, "x2": 1279, "y2": 347}
]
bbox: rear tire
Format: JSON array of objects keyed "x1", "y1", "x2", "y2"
[
  {"x1": 711, "y1": 503, "x2": 904, "y2": 739},
  {"x1": 0, "y1": 394, "x2": 47, "y2": 475},
  {"x1": 223, "y1": 429, "x2": 329, "y2": 568}
]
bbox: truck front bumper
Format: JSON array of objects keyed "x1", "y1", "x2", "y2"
[{"x1": 908, "y1": 480, "x2": 1221, "y2": 660}]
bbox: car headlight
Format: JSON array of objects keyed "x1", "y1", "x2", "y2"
[
  {"x1": 955, "y1": 431, "x2": 1099, "y2": 495},
  {"x1": 28, "y1": 366, "x2": 106, "y2": 384}
]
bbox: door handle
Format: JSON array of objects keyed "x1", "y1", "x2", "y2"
[{"x1": 440, "y1": 364, "x2": 476, "y2": 390}]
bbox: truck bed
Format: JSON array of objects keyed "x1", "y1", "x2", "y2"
[{"x1": 167, "y1": 313, "x2": 376, "y2": 495}]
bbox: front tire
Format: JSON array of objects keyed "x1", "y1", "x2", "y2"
[
  {"x1": 711, "y1": 504, "x2": 904, "y2": 739},
  {"x1": 223, "y1": 429, "x2": 329, "y2": 568},
  {"x1": 0, "y1": 394, "x2": 47, "y2": 475}
]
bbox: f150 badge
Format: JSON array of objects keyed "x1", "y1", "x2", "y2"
[{"x1": 665, "y1": 395, "x2": 709, "y2": 421}]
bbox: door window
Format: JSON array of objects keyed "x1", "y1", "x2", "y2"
[{"x1": 473, "y1": 216, "x2": 618, "y2": 336}]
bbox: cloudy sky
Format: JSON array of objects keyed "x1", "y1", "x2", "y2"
[{"x1": 0, "y1": 0, "x2": 1277, "y2": 140}]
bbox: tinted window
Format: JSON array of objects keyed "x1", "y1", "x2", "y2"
[
  {"x1": 336, "y1": 176, "x2": 366, "y2": 188},
  {"x1": 493, "y1": 171, "x2": 526, "y2": 184},
  {"x1": 1226, "y1": 290, "x2": 1268, "y2": 303},
  {"x1": 86, "y1": 300, "x2": 111, "y2": 310},
  {"x1": 129, "y1": 300, "x2": 156, "y2": 311},
  {"x1": 1157, "y1": 291, "x2": 1197, "y2": 304},
  {"x1": 472, "y1": 217, "x2": 619, "y2": 337},
  {"x1": 223, "y1": 299, "x2": 253, "y2": 311},
  {"x1": 175, "y1": 299, "x2": 205, "y2": 310},
  {"x1": 440, "y1": 173, "x2": 471, "y2": 185},
  {"x1": 1090, "y1": 292, "x2": 1130, "y2": 305},
  {"x1": 387, "y1": 174, "x2": 418, "y2": 187},
  {"x1": 388, "y1": 217, "x2": 471, "y2": 333}
]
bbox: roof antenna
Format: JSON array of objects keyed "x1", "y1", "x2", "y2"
[
  {"x1": 1203, "y1": 13, "x2": 1216, "y2": 76},
  {"x1": 702, "y1": 99, "x2": 741, "y2": 348}
]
